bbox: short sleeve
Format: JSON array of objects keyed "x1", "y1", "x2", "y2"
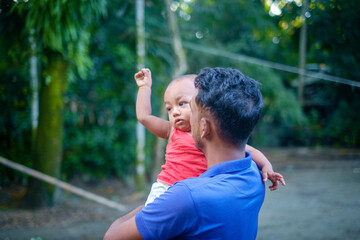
[{"x1": 135, "y1": 182, "x2": 198, "y2": 240}]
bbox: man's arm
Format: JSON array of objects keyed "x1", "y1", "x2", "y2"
[
  {"x1": 135, "y1": 69, "x2": 172, "y2": 140},
  {"x1": 245, "y1": 144, "x2": 286, "y2": 191},
  {"x1": 103, "y1": 205, "x2": 144, "y2": 240}
]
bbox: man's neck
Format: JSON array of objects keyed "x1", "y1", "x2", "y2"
[{"x1": 205, "y1": 140, "x2": 246, "y2": 169}]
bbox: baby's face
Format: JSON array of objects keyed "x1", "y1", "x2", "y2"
[{"x1": 164, "y1": 77, "x2": 196, "y2": 132}]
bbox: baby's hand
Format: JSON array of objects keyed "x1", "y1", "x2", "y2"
[
  {"x1": 261, "y1": 165, "x2": 286, "y2": 191},
  {"x1": 134, "y1": 68, "x2": 152, "y2": 88}
]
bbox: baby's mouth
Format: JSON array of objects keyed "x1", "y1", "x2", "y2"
[{"x1": 175, "y1": 119, "x2": 184, "y2": 125}]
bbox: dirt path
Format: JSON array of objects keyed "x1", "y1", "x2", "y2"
[
  {"x1": 1, "y1": 148, "x2": 360, "y2": 240},
  {"x1": 0, "y1": 180, "x2": 146, "y2": 240},
  {"x1": 258, "y1": 157, "x2": 360, "y2": 239}
]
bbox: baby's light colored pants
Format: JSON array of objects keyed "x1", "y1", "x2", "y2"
[{"x1": 145, "y1": 181, "x2": 171, "y2": 206}]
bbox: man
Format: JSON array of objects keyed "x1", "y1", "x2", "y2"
[{"x1": 104, "y1": 67, "x2": 265, "y2": 240}]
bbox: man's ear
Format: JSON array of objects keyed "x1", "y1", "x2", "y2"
[{"x1": 200, "y1": 117, "x2": 211, "y2": 139}]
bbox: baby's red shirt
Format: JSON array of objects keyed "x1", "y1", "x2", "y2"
[{"x1": 157, "y1": 128, "x2": 208, "y2": 186}]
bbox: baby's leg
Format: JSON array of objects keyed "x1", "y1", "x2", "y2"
[{"x1": 145, "y1": 181, "x2": 170, "y2": 206}]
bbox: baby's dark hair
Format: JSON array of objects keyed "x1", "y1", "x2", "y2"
[{"x1": 194, "y1": 67, "x2": 263, "y2": 147}]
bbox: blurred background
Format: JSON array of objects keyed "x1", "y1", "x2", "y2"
[{"x1": 0, "y1": 0, "x2": 359, "y2": 239}]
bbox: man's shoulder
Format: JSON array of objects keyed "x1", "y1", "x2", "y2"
[
  {"x1": 176, "y1": 161, "x2": 263, "y2": 193},
  {"x1": 173, "y1": 176, "x2": 208, "y2": 191}
]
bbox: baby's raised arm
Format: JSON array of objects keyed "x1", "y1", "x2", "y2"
[
  {"x1": 135, "y1": 68, "x2": 152, "y2": 88},
  {"x1": 135, "y1": 69, "x2": 172, "y2": 140}
]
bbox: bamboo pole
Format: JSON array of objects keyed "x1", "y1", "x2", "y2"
[{"x1": 0, "y1": 156, "x2": 127, "y2": 212}]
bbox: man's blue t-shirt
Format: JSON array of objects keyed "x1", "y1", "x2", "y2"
[{"x1": 135, "y1": 152, "x2": 265, "y2": 240}]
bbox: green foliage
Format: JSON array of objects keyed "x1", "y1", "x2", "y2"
[
  {"x1": 181, "y1": 0, "x2": 278, "y2": 56},
  {"x1": 303, "y1": 0, "x2": 360, "y2": 147},
  {"x1": 62, "y1": 62, "x2": 138, "y2": 180},
  {"x1": 1, "y1": 0, "x2": 359, "y2": 187},
  {"x1": 301, "y1": 85, "x2": 360, "y2": 147},
  {"x1": 63, "y1": 115, "x2": 137, "y2": 179},
  {"x1": 326, "y1": 99, "x2": 360, "y2": 146},
  {"x1": 0, "y1": 1, "x2": 32, "y2": 185},
  {"x1": 0, "y1": 72, "x2": 32, "y2": 185},
  {"x1": 308, "y1": 0, "x2": 360, "y2": 80},
  {"x1": 242, "y1": 65, "x2": 307, "y2": 146},
  {"x1": 16, "y1": 0, "x2": 108, "y2": 78},
  {"x1": 62, "y1": 1, "x2": 139, "y2": 180}
]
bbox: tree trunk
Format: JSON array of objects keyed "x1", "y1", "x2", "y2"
[
  {"x1": 135, "y1": 0, "x2": 147, "y2": 192},
  {"x1": 164, "y1": 0, "x2": 187, "y2": 79},
  {"x1": 298, "y1": 0, "x2": 308, "y2": 106},
  {"x1": 25, "y1": 51, "x2": 68, "y2": 208},
  {"x1": 29, "y1": 29, "x2": 39, "y2": 151}
]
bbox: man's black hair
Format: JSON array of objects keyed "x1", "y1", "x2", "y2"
[{"x1": 194, "y1": 67, "x2": 263, "y2": 147}]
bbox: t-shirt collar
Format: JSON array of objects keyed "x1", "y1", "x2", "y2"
[{"x1": 200, "y1": 152, "x2": 253, "y2": 178}]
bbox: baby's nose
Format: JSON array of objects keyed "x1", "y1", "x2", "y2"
[{"x1": 173, "y1": 107, "x2": 180, "y2": 115}]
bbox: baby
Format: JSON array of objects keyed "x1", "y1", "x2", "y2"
[{"x1": 135, "y1": 68, "x2": 285, "y2": 205}]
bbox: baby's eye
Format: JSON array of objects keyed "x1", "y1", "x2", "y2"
[
  {"x1": 179, "y1": 102, "x2": 187, "y2": 106},
  {"x1": 166, "y1": 107, "x2": 172, "y2": 111}
]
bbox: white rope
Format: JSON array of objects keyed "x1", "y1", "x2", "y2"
[
  {"x1": 147, "y1": 35, "x2": 360, "y2": 88},
  {"x1": 0, "y1": 156, "x2": 128, "y2": 212}
]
